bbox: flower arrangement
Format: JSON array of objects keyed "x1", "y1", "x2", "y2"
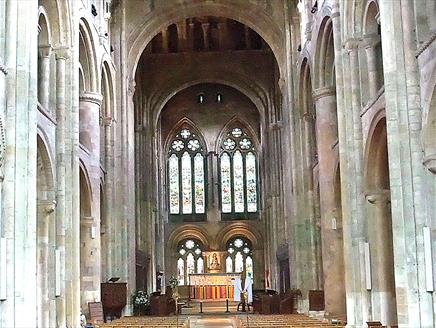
[
  {"x1": 168, "y1": 276, "x2": 179, "y2": 290},
  {"x1": 131, "y1": 290, "x2": 149, "y2": 315}
]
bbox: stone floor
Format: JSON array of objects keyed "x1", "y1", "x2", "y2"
[{"x1": 187, "y1": 317, "x2": 238, "y2": 327}]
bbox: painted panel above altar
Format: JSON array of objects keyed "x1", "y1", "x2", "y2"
[{"x1": 189, "y1": 273, "x2": 241, "y2": 286}]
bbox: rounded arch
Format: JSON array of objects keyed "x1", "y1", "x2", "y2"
[
  {"x1": 100, "y1": 58, "x2": 116, "y2": 119},
  {"x1": 423, "y1": 85, "x2": 436, "y2": 163},
  {"x1": 127, "y1": 1, "x2": 284, "y2": 82},
  {"x1": 150, "y1": 73, "x2": 269, "y2": 129},
  {"x1": 313, "y1": 15, "x2": 335, "y2": 89},
  {"x1": 38, "y1": 0, "x2": 71, "y2": 46},
  {"x1": 215, "y1": 116, "x2": 260, "y2": 154},
  {"x1": 298, "y1": 56, "x2": 314, "y2": 117},
  {"x1": 363, "y1": 0, "x2": 380, "y2": 35},
  {"x1": 37, "y1": 133, "x2": 55, "y2": 200},
  {"x1": 167, "y1": 224, "x2": 211, "y2": 251},
  {"x1": 38, "y1": 7, "x2": 51, "y2": 46},
  {"x1": 364, "y1": 109, "x2": 389, "y2": 191},
  {"x1": 79, "y1": 161, "x2": 92, "y2": 217},
  {"x1": 215, "y1": 223, "x2": 263, "y2": 250},
  {"x1": 79, "y1": 18, "x2": 98, "y2": 93}
]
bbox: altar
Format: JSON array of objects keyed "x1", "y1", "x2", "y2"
[{"x1": 189, "y1": 273, "x2": 241, "y2": 300}]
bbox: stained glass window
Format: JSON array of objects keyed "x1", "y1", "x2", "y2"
[
  {"x1": 220, "y1": 153, "x2": 232, "y2": 213},
  {"x1": 233, "y1": 151, "x2": 244, "y2": 213},
  {"x1": 226, "y1": 237, "x2": 253, "y2": 280},
  {"x1": 197, "y1": 257, "x2": 204, "y2": 273},
  {"x1": 177, "y1": 239, "x2": 203, "y2": 285},
  {"x1": 194, "y1": 153, "x2": 205, "y2": 213},
  {"x1": 246, "y1": 152, "x2": 257, "y2": 212},
  {"x1": 169, "y1": 154, "x2": 180, "y2": 214},
  {"x1": 182, "y1": 152, "x2": 192, "y2": 214},
  {"x1": 167, "y1": 126, "x2": 207, "y2": 219},
  {"x1": 177, "y1": 258, "x2": 185, "y2": 285},
  {"x1": 226, "y1": 256, "x2": 233, "y2": 273},
  {"x1": 219, "y1": 125, "x2": 258, "y2": 217},
  {"x1": 187, "y1": 253, "x2": 195, "y2": 275},
  {"x1": 246, "y1": 256, "x2": 253, "y2": 279},
  {"x1": 235, "y1": 252, "x2": 244, "y2": 273}
]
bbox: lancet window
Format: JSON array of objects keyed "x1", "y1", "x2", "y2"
[
  {"x1": 168, "y1": 126, "x2": 206, "y2": 221},
  {"x1": 219, "y1": 126, "x2": 259, "y2": 219},
  {"x1": 177, "y1": 239, "x2": 204, "y2": 285},
  {"x1": 225, "y1": 237, "x2": 253, "y2": 279}
]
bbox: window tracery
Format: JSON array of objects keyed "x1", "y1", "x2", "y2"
[
  {"x1": 168, "y1": 126, "x2": 206, "y2": 220},
  {"x1": 219, "y1": 126, "x2": 259, "y2": 218},
  {"x1": 177, "y1": 239, "x2": 204, "y2": 285},
  {"x1": 225, "y1": 237, "x2": 253, "y2": 279}
]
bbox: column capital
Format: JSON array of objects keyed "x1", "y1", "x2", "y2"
[
  {"x1": 343, "y1": 38, "x2": 361, "y2": 53},
  {"x1": 302, "y1": 112, "x2": 314, "y2": 122},
  {"x1": 423, "y1": 153, "x2": 436, "y2": 174},
  {"x1": 312, "y1": 86, "x2": 336, "y2": 101},
  {"x1": 0, "y1": 61, "x2": 7, "y2": 75},
  {"x1": 38, "y1": 44, "x2": 52, "y2": 58},
  {"x1": 53, "y1": 46, "x2": 71, "y2": 60},
  {"x1": 269, "y1": 121, "x2": 283, "y2": 131},
  {"x1": 128, "y1": 80, "x2": 136, "y2": 96},
  {"x1": 102, "y1": 116, "x2": 114, "y2": 127},
  {"x1": 362, "y1": 34, "x2": 381, "y2": 49},
  {"x1": 80, "y1": 91, "x2": 103, "y2": 106},
  {"x1": 40, "y1": 200, "x2": 57, "y2": 214},
  {"x1": 365, "y1": 189, "x2": 391, "y2": 204}
]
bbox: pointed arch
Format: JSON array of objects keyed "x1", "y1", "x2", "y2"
[
  {"x1": 166, "y1": 120, "x2": 208, "y2": 219},
  {"x1": 164, "y1": 117, "x2": 208, "y2": 154},
  {"x1": 217, "y1": 119, "x2": 260, "y2": 218},
  {"x1": 215, "y1": 116, "x2": 259, "y2": 154},
  {"x1": 79, "y1": 18, "x2": 98, "y2": 93}
]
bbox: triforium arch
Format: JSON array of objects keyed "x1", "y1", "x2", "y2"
[
  {"x1": 313, "y1": 14, "x2": 335, "y2": 90},
  {"x1": 79, "y1": 18, "x2": 98, "y2": 94}
]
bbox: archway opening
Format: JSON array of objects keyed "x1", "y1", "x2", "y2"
[{"x1": 365, "y1": 116, "x2": 397, "y2": 325}]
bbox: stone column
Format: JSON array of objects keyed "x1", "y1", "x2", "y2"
[
  {"x1": 37, "y1": 200, "x2": 56, "y2": 328},
  {"x1": 362, "y1": 35, "x2": 381, "y2": 99},
  {"x1": 188, "y1": 21, "x2": 195, "y2": 51},
  {"x1": 176, "y1": 22, "x2": 187, "y2": 52},
  {"x1": 79, "y1": 92, "x2": 103, "y2": 314},
  {"x1": 201, "y1": 22, "x2": 210, "y2": 51},
  {"x1": 102, "y1": 116, "x2": 114, "y2": 278},
  {"x1": 313, "y1": 86, "x2": 345, "y2": 316},
  {"x1": 365, "y1": 190, "x2": 397, "y2": 326},
  {"x1": 54, "y1": 46, "x2": 70, "y2": 327},
  {"x1": 217, "y1": 21, "x2": 228, "y2": 50},
  {"x1": 345, "y1": 38, "x2": 371, "y2": 325},
  {"x1": 244, "y1": 25, "x2": 251, "y2": 50},
  {"x1": 38, "y1": 44, "x2": 52, "y2": 110},
  {"x1": 161, "y1": 28, "x2": 169, "y2": 53}
]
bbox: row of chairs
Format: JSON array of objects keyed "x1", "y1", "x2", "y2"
[
  {"x1": 238, "y1": 314, "x2": 345, "y2": 328},
  {"x1": 95, "y1": 316, "x2": 186, "y2": 328}
]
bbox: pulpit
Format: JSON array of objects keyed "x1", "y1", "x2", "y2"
[{"x1": 101, "y1": 282, "x2": 127, "y2": 319}]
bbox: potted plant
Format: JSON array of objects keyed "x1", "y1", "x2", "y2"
[{"x1": 132, "y1": 290, "x2": 149, "y2": 316}]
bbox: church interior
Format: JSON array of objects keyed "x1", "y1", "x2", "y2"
[{"x1": 0, "y1": 0, "x2": 435, "y2": 327}]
